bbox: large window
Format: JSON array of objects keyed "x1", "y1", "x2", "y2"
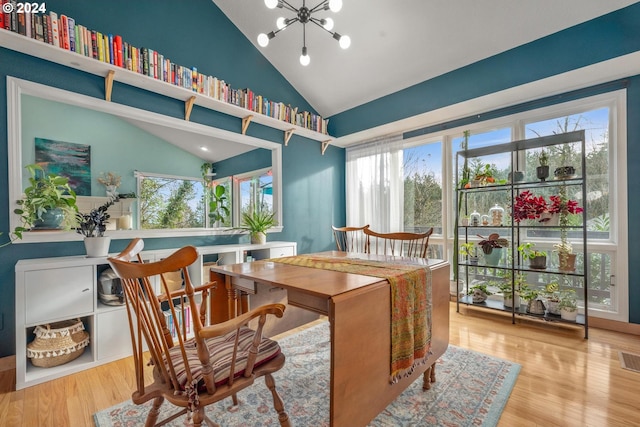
[
  {"x1": 137, "y1": 172, "x2": 205, "y2": 229},
  {"x1": 346, "y1": 90, "x2": 627, "y2": 321}
]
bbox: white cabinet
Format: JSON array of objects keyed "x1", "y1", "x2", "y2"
[{"x1": 14, "y1": 241, "x2": 297, "y2": 389}]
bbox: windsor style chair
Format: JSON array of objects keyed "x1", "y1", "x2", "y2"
[{"x1": 108, "y1": 238, "x2": 290, "y2": 427}]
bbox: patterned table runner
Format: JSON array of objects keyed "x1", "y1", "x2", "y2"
[{"x1": 268, "y1": 254, "x2": 432, "y2": 383}]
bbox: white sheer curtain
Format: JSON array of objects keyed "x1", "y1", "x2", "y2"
[{"x1": 345, "y1": 134, "x2": 404, "y2": 232}]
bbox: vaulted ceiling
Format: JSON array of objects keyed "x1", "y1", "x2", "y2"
[{"x1": 213, "y1": 0, "x2": 638, "y2": 118}]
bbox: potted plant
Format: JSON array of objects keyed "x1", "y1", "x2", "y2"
[
  {"x1": 520, "y1": 284, "x2": 545, "y2": 314},
  {"x1": 473, "y1": 163, "x2": 498, "y2": 187},
  {"x1": 543, "y1": 282, "x2": 561, "y2": 315},
  {"x1": 76, "y1": 196, "x2": 119, "y2": 257},
  {"x1": 13, "y1": 164, "x2": 79, "y2": 238},
  {"x1": 553, "y1": 241, "x2": 576, "y2": 272},
  {"x1": 468, "y1": 283, "x2": 492, "y2": 303},
  {"x1": 208, "y1": 184, "x2": 230, "y2": 227},
  {"x1": 459, "y1": 242, "x2": 479, "y2": 265},
  {"x1": 201, "y1": 163, "x2": 230, "y2": 227},
  {"x1": 512, "y1": 191, "x2": 547, "y2": 223},
  {"x1": 239, "y1": 207, "x2": 277, "y2": 244},
  {"x1": 537, "y1": 149, "x2": 550, "y2": 181},
  {"x1": 97, "y1": 171, "x2": 121, "y2": 198},
  {"x1": 497, "y1": 276, "x2": 523, "y2": 309},
  {"x1": 517, "y1": 242, "x2": 547, "y2": 269},
  {"x1": 477, "y1": 233, "x2": 508, "y2": 266},
  {"x1": 558, "y1": 289, "x2": 578, "y2": 321}
]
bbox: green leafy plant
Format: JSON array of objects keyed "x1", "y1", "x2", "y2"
[
  {"x1": 538, "y1": 149, "x2": 549, "y2": 167},
  {"x1": 517, "y1": 242, "x2": 547, "y2": 260},
  {"x1": 558, "y1": 289, "x2": 577, "y2": 311},
  {"x1": 239, "y1": 208, "x2": 277, "y2": 235},
  {"x1": 543, "y1": 282, "x2": 560, "y2": 302},
  {"x1": 459, "y1": 242, "x2": 477, "y2": 257},
  {"x1": 76, "y1": 196, "x2": 119, "y2": 238},
  {"x1": 208, "y1": 185, "x2": 229, "y2": 225},
  {"x1": 468, "y1": 283, "x2": 492, "y2": 296},
  {"x1": 201, "y1": 163, "x2": 229, "y2": 226},
  {"x1": 13, "y1": 164, "x2": 78, "y2": 239}
]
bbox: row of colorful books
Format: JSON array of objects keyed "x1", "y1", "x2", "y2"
[
  {"x1": 163, "y1": 305, "x2": 192, "y2": 340},
  {"x1": 0, "y1": 3, "x2": 330, "y2": 135}
]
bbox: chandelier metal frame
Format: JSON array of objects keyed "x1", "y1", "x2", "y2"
[{"x1": 258, "y1": 0, "x2": 350, "y2": 66}]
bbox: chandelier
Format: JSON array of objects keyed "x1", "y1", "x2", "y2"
[{"x1": 257, "y1": 0, "x2": 351, "y2": 66}]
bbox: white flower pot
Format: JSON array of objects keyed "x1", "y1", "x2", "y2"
[
  {"x1": 503, "y1": 293, "x2": 520, "y2": 308},
  {"x1": 250, "y1": 232, "x2": 266, "y2": 245},
  {"x1": 560, "y1": 307, "x2": 578, "y2": 322},
  {"x1": 84, "y1": 236, "x2": 111, "y2": 258}
]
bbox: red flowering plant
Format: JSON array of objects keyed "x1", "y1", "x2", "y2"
[
  {"x1": 512, "y1": 191, "x2": 547, "y2": 223},
  {"x1": 547, "y1": 195, "x2": 584, "y2": 215}
]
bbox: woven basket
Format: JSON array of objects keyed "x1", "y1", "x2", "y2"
[{"x1": 27, "y1": 319, "x2": 90, "y2": 368}]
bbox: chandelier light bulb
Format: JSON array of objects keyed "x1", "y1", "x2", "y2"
[
  {"x1": 300, "y1": 47, "x2": 310, "y2": 66},
  {"x1": 339, "y1": 34, "x2": 351, "y2": 49},
  {"x1": 328, "y1": 0, "x2": 343, "y2": 13},
  {"x1": 276, "y1": 17, "x2": 286, "y2": 29},
  {"x1": 264, "y1": 0, "x2": 278, "y2": 9},
  {"x1": 322, "y1": 17, "x2": 334, "y2": 31},
  {"x1": 257, "y1": 33, "x2": 270, "y2": 47}
]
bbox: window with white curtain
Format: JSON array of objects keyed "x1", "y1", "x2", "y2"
[{"x1": 345, "y1": 90, "x2": 627, "y2": 321}]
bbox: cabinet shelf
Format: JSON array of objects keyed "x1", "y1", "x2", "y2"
[
  {"x1": 455, "y1": 130, "x2": 589, "y2": 338},
  {"x1": 458, "y1": 295, "x2": 585, "y2": 325},
  {"x1": 0, "y1": 29, "x2": 334, "y2": 149}
]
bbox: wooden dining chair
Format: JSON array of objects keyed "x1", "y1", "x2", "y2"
[
  {"x1": 108, "y1": 238, "x2": 290, "y2": 427},
  {"x1": 332, "y1": 224, "x2": 370, "y2": 252},
  {"x1": 363, "y1": 227, "x2": 434, "y2": 258}
]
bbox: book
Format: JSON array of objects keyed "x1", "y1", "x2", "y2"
[
  {"x1": 16, "y1": 11, "x2": 25, "y2": 35},
  {"x1": 34, "y1": 14, "x2": 44, "y2": 42},
  {"x1": 49, "y1": 11, "x2": 58, "y2": 47},
  {"x1": 59, "y1": 14, "x2": 69, "y2": 49},
  {"x1": 9, "y1": 0, "x2": 16, "y2": 32},
  {"x1": 0, "y1": 2, "x2": 4, "y2": 30},
  {"x1": 107, "y1": 34, "x2": 113, "y2": 65},
  {"x1": 43, "y1": 14, "x2": 51, "y2": 44},
  {"x1": 25, "y1": 9, "x2": 30, "y2": 38},
  {"x1": 91, "y1": 30, "x2": 97, "y2": 59},
  {"x1": 114, "y1": 35, "x2": 122, "y2": 67},
  {"x1": 67, "y1": 16, "x2": 75, "y2": 52}
]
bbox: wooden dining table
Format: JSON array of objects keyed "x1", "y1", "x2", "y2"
[{"x1": 208, "y1": 251, "x2": 450, "y2": 427}]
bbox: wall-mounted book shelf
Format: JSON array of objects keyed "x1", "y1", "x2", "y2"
[{"x1": 0, "y1": 29, "x2": 334, "y2": 153}]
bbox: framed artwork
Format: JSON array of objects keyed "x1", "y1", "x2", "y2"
[{"x1": 35, "y1": 137, "x2": 91, "y2": 196}]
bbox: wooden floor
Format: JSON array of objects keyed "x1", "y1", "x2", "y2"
[{"x1": 1, "y1": 302, "x2": 640, "y2": 426}]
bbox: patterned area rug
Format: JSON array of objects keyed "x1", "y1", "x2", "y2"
[{"x1": 94, "y1": 322, "x2": 520, "y2": 427}]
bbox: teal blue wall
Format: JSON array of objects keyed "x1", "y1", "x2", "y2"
[{"x1": 0, "y1": 0, "x2": 345, "y2": 357}]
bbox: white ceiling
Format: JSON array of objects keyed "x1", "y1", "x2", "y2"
[{"x1": 212, "y1": 0, "x2": 638, "y2": 118}]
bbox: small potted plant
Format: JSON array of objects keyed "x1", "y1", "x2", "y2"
[
  {"x1": 512, "y1": 191, "x2": 547, "y2": 223},
  {"x1": 543, "y1": 282, "x2": 561, "y2": 315},
  {"x1": 239, "y1": 207, "x2": 277, "y2": 244},
  {"x1": 13, "y1": 164, "x2": 79, "y2": 238},
  {"x1": 76, "y1": 196, "x2": 119, "y2": 257},
  {"x1": 497, "y1": 278, "x2": 523, "y2": 309},
  {"x1": 468, "y1": 283, "x2": 492, "y2": 303},
  {"x1": 473, "y1": 163, "x2": 498, "y2": 187},
  {"x1": 520, "y1": 284, "x2": 545, "y2": 315},
  {"x1": 477, "y1": 233, "x2": 508, "y2": 266},
  {"x1": 537, "y1": 149, "x2": 550, "y2": 181},
  {"x1": 553, "y1": 241, "x2": 576, "y2": 272},
  {"x1": 558, "y1": 289, "x2": 578, "y2": 321},
  {"x1": 97, "y1": 171, "x2": 121, "y2": 198},
  {"x1": 459, "y1": 242, "x2": 479, "y2": 265},
  {"x1": 517, "y1": 242, "x2": 547, "y2": 269}
]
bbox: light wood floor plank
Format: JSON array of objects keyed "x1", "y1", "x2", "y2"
[{"x1": 0, "y1": 303, "x2": 639, "y2": 426}]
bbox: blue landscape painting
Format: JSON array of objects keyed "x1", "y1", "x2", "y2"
[{"x1": 35, "y1": 137, "x2": 91, "y2": 196}]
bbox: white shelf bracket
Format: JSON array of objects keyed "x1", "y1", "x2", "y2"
[
  {"x1": 242, "y1": 115, "x2": 253, "y2": 135},
  {"x1": 284, "y1": 129, "x2": 295, "y2": 146},
  {"x1": 184, "y1": 96, "x2": 196, "y2": 121},
  {"x1": 104, "y1": 70, "x2": 115, "y2": 102},
  {"x1": 321, "y1": 140, "x2": 331, "y2": 155}
]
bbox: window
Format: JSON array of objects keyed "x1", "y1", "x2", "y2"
[
  {"x1": 236, "y1": 168, "x2": 274, "y2": 215},
  {"x1": 137, "y1": 172, "x2": 205, "y2": 229},
  {"x1": 346, "y1": 90, "x2": 627, "y2": 321}
]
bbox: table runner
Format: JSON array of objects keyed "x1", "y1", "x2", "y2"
[{"x1": 268, "y1": 254, "x2": 432, "y2": 383}]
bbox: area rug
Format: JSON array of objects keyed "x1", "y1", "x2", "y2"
[{"x1": 94, "y1": 322, "x2": 520, "y2": 427}]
